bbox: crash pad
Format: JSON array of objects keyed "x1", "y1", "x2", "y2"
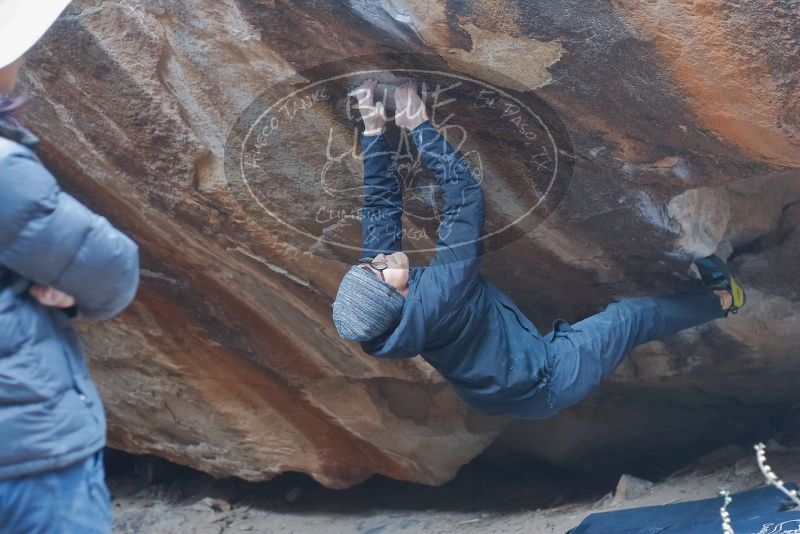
[{"x1": 570, "y1": 485, "x2": 800, "y2": 534}]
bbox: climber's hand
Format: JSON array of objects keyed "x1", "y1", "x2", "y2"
[
  {"x1": 29, "y1": 285, "x2": 76, "y2": 309},
  {"x1": 353, "y1": 78, "x2": 387, "y2": 135},
  {"x1": 394, "y1": 80, "x2": 428, "y2": 131}
]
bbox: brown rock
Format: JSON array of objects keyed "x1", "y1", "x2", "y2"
[{"x1": 17, "y1": 0, "x2": 800, "y2": 486}]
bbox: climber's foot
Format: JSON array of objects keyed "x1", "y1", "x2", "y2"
[
  {"x1": 695, "y1": 254, "x2": 746, "y2": 315},
  {"x1": 351, "y1": 78, "x2": 387, "y2": 135}
]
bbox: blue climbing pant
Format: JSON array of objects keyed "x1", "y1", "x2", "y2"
[
  {"x1": 510, "y1": 288, "x2": 726, "y2": 419},
  {"x1": 0, "y1": 451, "x2": 111, "y2": 534}
]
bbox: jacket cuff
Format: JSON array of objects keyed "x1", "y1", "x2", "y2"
[
  {"x1": 363, "y1": 126, "x2": 385, "y2": 137},
  {"x1": 410, "y1": 120, "x2": 431, "y2": 135}
]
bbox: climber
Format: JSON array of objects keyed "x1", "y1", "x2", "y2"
[
  {"x1": 0, "y1": 2, "x2": 140, "y2": 532},
  {"x1": 331, "y1": 78, "x2": 745, "y2": 420}
]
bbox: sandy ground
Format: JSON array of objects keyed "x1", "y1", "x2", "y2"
[{"x1": 108, "y1": 442, "x2": 800, "y2": 534}]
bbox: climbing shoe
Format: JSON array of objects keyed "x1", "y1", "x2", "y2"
[{"x1": 694, "y1": 254, "x2": 746, "y2": 315}]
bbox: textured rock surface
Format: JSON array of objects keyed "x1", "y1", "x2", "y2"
[{"x1": 18, "y1": 0, "x2": 800, "y2": 487}]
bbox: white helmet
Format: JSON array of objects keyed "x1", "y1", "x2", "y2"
[{"x1": 0, "y1": 0, "x2": 72, "y2": 70}]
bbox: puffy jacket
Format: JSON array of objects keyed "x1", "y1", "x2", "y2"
[
  {"x1": 0, "y1": 116, "x2": 140, "y2": 479},
  {"x1": 359, "y1": 121, "x2": 550, "y2": 414}
]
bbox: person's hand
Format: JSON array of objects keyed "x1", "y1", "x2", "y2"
[
  {"x1": 353, "y1": 78, "x2": 387, "y2": 135},
  {"x1": 29, "y1": 285, "x2": 76, "y2": 309},
  {"x1": 394, "y1": 80, "x2": 428, "y2": 131}
]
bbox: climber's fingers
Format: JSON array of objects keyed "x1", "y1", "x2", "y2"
[
  {"x1": 356, "y1": 99, "x2": 382, "y2": 120},
  {"x1": 351, "y1": 78, "x2": 378, "y2": 105},
  {"x1": 394, "y1": 81, "x2": 419, "y2": 112},
  {"x1": 357, "y1": 98, "x2": 390, "y2": 125},
  {"x1": 394, "y1": 81, "x2": 425, "y2": 124},
  {"x1": 374, "y1": 100, "x2": 387, "y2": 121}
]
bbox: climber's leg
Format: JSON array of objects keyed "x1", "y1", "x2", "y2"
[{"x1": 540, "y1": 288, "x2": 726, "y2": 415}]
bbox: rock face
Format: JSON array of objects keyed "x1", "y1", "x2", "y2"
[{"x1": 19, "y1": 1, "x2": 799, "y2": 487}]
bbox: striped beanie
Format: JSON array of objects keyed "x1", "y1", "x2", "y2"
[{"x1": 332, "y1": 265, "x2": 405, "y2": 341}]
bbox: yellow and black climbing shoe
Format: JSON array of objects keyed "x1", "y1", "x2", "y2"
[
  {"x1": 694, "y1": 254, "x2": 746, "y2": 315},
  {"x1": 726, "y1": 277, "x2": 746, "y2": 314}
]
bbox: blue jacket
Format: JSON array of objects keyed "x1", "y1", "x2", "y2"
[
  {"x1": 360, "y1": 121, "x2": 550, "y2": 414},
  {"x1": 0, "y1": 117, "x2": 140, "y2": 479}
]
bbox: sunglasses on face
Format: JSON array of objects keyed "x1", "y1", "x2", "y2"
[{"x1": 358, "y1": 257, "x2": 389, "y2": 281}]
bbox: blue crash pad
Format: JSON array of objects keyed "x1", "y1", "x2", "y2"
[{"x1": 570, "y1": 484, "x2": 800, "y2": 534}]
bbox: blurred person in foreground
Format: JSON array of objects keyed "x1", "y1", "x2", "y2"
[{"x1": 0, "y1": 1, "x2": 140, "y2": 532}]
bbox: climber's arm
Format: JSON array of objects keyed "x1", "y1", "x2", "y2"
[
  {"x1": 411, "y1": 120, "x2": 485, "y2": 293},
  {"x1": 0, "y1": 150, "x2": 140, "y2": 319},
  {"x1": 360, "y1": 131, "x2": 404, "y2": 257}
]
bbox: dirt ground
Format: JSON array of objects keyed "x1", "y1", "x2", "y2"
[{"x1": 108, "y1": 442, "x2": 800, "y2": 534}]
